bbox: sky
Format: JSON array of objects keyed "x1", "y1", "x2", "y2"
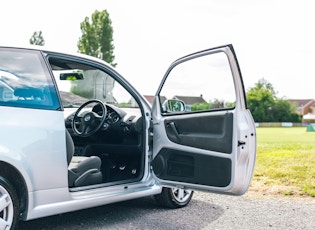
[{"x1": 1, "y1": 0, "x2": 314, "y2": 99}]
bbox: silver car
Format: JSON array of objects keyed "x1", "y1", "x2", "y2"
[{"x1": 0, "y1": 44, "x2": 256, "y2": 229}]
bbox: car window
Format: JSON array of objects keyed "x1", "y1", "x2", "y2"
[
  {"x1": 0, "y1": 48, "x2": 60, "y2": 110},
  {"x1": 159, "y1": 51, "x2": 236, "y2": 114}
]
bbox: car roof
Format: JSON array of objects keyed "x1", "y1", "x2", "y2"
[{"x1": 0, "y1": 43, "x2": 111, "y2": 67}]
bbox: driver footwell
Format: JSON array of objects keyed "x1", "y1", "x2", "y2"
[{"x1": 100, "y1": 155, "x2": 141, "y2": 183}]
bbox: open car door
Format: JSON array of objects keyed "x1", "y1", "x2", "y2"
[{"x1": 151, "y1": 44, "x2": 256, "y2": 195}]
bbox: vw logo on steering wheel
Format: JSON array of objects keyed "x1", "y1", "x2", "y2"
[{"x1": 84, "y1": 114, "x2": 91, "y2": 122}]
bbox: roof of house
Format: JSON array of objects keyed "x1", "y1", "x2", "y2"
[
  {"x1": 173, "y1": 95, "x2": 206, "y2": 105},
  {"x1": 143, "y1": 95, "x2": 167, "y2": 105},
  {"x1": 288, "y1": 99, "x2": 314, "y2": 107}
]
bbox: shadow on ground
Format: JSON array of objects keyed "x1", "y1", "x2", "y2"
[{"x1": 18, "y1": 196, "x2": 224, "y2": 229}]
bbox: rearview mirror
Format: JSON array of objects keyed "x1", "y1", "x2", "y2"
[
  {"x1": 60, "y1": 72, "x2": 84, "y2": 80},
  {"x1": 162, "y1": 99, "x2": 186, "y2": 113}
]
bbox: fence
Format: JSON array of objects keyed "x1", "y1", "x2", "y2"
[{"x1": 255, "y1": 122, "x2": 306, "y2": 127}]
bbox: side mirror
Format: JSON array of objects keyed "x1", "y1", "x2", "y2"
[
  {"x1": 60, "y1": 72, "x2": 84, "y2": 80},
  {"x1": 162, "y1": 99, "x2": 186, "y2": 113}
]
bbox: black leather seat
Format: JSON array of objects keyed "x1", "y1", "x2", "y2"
[{"x1": 66, "y1": 130, "x2": 102, "y2": 187}]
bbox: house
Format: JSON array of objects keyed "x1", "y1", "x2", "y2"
[
  {"x1": 143, "y1": 95, "x2": 167, "y2": 105},
  {"x1": 289, "y1": 99, "x2": 315, "y2": 122},
  {"x1": 173, "y1": 95, "x2": 207, "y2": 111},
  {"x1": 289, "y1": 99, "x2": 315, "y2": 115},
  {"x1": 143, "y1": 95, "x2": 207, "y2": 111}
]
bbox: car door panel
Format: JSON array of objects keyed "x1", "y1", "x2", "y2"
[
  {"x1": 152, "y1": 148, "x2": 231, "y2": 187},
  {"x1": 151, "y1": 44, "x2": 256, "y2": 195},
  {"x1": 164, "y1": 112, "x2": 233, "y2": 153}
]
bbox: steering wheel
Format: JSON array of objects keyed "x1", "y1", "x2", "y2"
[{"x1": 72, "y1": 99, "x2": 107, "y2": 137}]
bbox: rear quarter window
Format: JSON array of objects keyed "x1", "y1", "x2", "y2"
[{"x1": 0, "y1": 48, "x2": 60, "y2": 110}]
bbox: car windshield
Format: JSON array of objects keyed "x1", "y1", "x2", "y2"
[{"x1": 49, "y1": 58, "x2": 139, "y2": 109}]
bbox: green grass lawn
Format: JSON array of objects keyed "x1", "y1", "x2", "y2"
[{"x1": 252, "y1": 127, "x2": 315, "y2": 197}]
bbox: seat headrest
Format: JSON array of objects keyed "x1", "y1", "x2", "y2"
[{"x1": 14, "y1": 87, "x2": 44, "y2": 99}]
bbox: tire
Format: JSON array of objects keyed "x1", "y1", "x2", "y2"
[
  {"x1": 154, "y1": 187, "x2": 193, "y2": 209},
  {"x1": 0, "y1": 177, "x2": 19, "y2": 230}
]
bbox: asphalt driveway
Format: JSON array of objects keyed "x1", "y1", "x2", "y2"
[{"x1": 18, "y1": 192, "x2": 315, "y2": 229}]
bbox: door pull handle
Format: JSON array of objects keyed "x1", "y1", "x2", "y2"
[{"x1": 168, "y1": 122, "x2": 180, "y2": 141}]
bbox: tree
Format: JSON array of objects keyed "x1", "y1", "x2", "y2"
[
  {"x1": 74, "y1": 10, "x2": 117, "y2": 103},
  {"x1": 246, "y1": 78, "x2": 276, "y2": 122},
  {"x1": 191, "y1": 99, "x2": 235, "y2": 112},
  {"x1": 77, "y1": 10, "x2": 116, "y2": 67},
  {"x1": 29, "y1": 31, "x2": 45, "y2": 46},
  {"x1": 272, "y1": 99, "x2": 294, "y2": 122},
  {"x1": 246, "y1": 78, "x2": 301, "y2": 122},
  {"x1": 191, "y1": 102, "x2": 211, "y2": 111}
]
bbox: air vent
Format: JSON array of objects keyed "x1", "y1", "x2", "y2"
[{"x1": 127, "y1": 116, "x2": 136, "y2": 122}]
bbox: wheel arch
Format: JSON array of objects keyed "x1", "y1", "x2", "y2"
[{"x1": 0, "y1": 161, "x2": 29, "y2": 219}]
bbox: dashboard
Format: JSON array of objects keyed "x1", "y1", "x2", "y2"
[{"x1": 64, "y1": 103, "x2": 143, "y2": 139}]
